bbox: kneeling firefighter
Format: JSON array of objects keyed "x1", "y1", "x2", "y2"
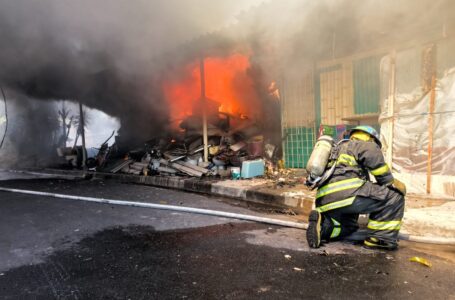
[{"x1": 305, "y1": 125, "x2": 406, "y2": 250}]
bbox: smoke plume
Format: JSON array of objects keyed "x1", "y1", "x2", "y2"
[
  {"x1": 0, "y1": 0, "x2": 261, "y2": 149},
  {"x1": 0, "y1": 0, "x2": 452, "y2": 167}
]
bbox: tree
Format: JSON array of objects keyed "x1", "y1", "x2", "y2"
[
  {"x1": 57, "y1": 103, "x2": 74, "y2": 147},
  {"x1": 72, "y1": 106, "x2": 90, "y2": 149}
]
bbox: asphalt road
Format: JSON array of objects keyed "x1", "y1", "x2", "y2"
[{"x1": 0, "y1": 178, "x2": 454, "y2": 299}]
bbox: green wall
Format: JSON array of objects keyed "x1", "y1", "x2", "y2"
[{"x1": 353, "y1": 55, "x2": 382, "y2": 114}]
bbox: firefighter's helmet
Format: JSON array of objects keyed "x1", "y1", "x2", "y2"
[{"x1": 349, "y1": 125, "x2": 382, "y2": 148}]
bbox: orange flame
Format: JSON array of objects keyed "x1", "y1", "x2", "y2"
[{"x1": 163, "y1": 54, "x2": 261, "y2": 129}]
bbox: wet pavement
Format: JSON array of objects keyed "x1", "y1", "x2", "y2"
[{"x1": 0, "y1": 179, "x2": 454, "y2": 299}]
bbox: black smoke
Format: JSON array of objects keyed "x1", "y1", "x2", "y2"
[{"x1": 0, "y1": 0, "x2": 260, "y2": 166}]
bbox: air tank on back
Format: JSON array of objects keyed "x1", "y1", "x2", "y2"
[{"x1": 306, "y1": 135, "x2": 334, "y2": 180}]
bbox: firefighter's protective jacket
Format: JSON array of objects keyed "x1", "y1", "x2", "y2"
[{"x1": 315, "y1": 140, "x2": 394, "y2": 212}]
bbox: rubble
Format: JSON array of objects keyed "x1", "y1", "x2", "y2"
[{"x1": 76, "y1": 106, "x2": 282, "y2": 181}]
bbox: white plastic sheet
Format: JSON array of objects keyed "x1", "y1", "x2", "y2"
[{"x1": 380, "y1": 58, "x2": 455, "y2": 197}]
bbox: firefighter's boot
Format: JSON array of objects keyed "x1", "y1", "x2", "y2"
[
  {"x1": 363, "y1": 237, "x2": 398, "y2": 251},
  {"x1": 306, "y1": 210, "x2": 322, "y2": 248}
]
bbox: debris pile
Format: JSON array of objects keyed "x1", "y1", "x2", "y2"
[{"x1": 86, "y1": 106, "x2": 281, "y2": 180}]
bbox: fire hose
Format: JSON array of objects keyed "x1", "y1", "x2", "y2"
[
  {"x1": 0, "y1": 86, "x2": 7, "y2": 150},
  {"x1": 0, "y1": 187, "x2": 454, "y2": 245}
]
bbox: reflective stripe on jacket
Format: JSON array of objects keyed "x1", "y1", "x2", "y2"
[{"x1": 316, "y1": 139, "x2": 394, "y2": 209}]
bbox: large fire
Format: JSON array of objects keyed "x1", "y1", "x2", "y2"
[{"x1": 163, "y1": 54, "x2": 261, "y2": 130}]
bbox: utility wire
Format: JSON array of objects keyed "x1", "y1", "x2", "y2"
[
  {"x1": 0, "y1": 86, "x2": 7, "y2": 150},
  {"x1": 381, "y1": 110, "x2": 455, "y2": 121},
  {"x1": 394, "y1": 110, "x2": 455, "y2": 118}
]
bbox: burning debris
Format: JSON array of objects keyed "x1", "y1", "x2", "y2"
[
  {"x1": 66, "y1": 52, "x2": 283, "y2": 180},
  {"x1": 86, "y1": 102, "x2": 281, "y2": 179},
  {"x1": 47, "y1": 52, "x2": 283, "y2": 181}
]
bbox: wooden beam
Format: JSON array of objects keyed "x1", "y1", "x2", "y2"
[
  {"x1": 174, "y1": 161, "x2": 209, "y2": 174},
  {"x1": 427, "y1": 74, "x2": 436, "y2": 194},
  {"x1": 200, "y1": 58, "x2": 209, "y2": 163},
  {"x1": 386, "y1": 52, "x2": 396, "y2": 167},
  {"x1": 170, "y1": 162, "x2": 203, "y2": 177}
]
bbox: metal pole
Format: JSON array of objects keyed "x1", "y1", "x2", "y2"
[
  {"x1": 79, "y1": 101, "x2": 87, "y2": 168},
  {"x1": 200, "y1": 57, "x2": 208, "y2": 163}
]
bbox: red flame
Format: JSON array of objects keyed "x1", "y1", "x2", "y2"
[{"x1": 163, "y1": 54, "x2": 261, "y2": 129}]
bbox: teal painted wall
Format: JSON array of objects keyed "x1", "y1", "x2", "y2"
[{"x1": 353, "y1": 55, "x2": 381, "y2": 114}]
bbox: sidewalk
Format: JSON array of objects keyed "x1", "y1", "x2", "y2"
[{"x1": 2, "y1": 168, "x2": 454, "y2": 239}]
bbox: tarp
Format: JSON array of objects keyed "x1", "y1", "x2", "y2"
[{"x1": 380, "y1": 65, "x2": 455, "y2": 197}]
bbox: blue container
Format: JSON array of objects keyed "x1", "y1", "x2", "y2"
[
  {"x1": 231, "y1": 167, "x2": 241, "y2": 180},
  {"x1": 241, "y1": 159, "x2": 265, "y2": 179}
]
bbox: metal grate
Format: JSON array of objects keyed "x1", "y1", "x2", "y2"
[{"x1": 283, "y1": 127, "x2": 314, "y2": 168}]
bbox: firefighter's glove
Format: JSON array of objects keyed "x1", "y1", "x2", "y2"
[{"x1": 389, "y1": 178, "x2": 406, "y2": 196}]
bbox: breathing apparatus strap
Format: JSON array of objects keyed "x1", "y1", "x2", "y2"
[
  {"x1": 312, "y1": 163, "x2": 336, "y2": 190},
  {"x1": 309, "y1": 139, "x2": 350, "y2": 190}
]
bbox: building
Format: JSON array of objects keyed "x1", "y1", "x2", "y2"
[
  {"x1": 278, "y1": 0, "x2": 455, "y2": 197},
  {"x1": 165, "y1": 0, "x2": 455, "y2": 197}
]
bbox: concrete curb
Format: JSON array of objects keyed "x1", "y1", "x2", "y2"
[{"x1": 91, "y1": 172, "x2": 307, "y2": 213}]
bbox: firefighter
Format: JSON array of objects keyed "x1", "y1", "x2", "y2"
[{"x1": 306, "y1": 125, "x2": 406, "y2": 250}]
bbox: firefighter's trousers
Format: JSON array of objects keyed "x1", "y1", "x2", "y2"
[{"x1": 317, "y1": 182, "x2": 405, "y2": 245}]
